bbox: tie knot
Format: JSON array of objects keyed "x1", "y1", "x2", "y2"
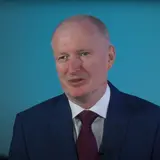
[{"x1": 77, "y1": 110, "x2": 99, "y2": 126}]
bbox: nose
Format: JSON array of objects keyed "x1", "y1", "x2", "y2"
[{"x1": 68, "y1": 57, "x2": 82, "y2": 73}]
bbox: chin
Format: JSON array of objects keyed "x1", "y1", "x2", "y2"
[
  {"x1": 63, "y1": 83, "x2": 90, "y2": 98},
  {"x1": 66, "y1": 86, "x2": 89, "y2": 98},
  {"x1": 68, "y1": 90, "x2": 86, "y2": 98}
]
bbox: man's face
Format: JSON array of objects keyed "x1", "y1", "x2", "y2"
[{"x1": 52, "y1": 23, "x2": 114, "y2": 98}]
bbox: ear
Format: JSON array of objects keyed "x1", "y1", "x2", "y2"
[{"x1": 107, "y1": 44, "x2": 116, "y2": 70}]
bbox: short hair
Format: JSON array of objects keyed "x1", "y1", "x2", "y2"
[{"x1": 54, "y1": 15, "x2": 109, "y2": 40}]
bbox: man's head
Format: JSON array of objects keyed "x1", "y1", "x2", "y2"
[{"x1": 51, "y1": 15, "x2": 115, "y2": 101}]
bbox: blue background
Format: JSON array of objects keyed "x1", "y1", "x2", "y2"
[{"x1": 0, "y1": 0, "x2": 160, "y2": 155}]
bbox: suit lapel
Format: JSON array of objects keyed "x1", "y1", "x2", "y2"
[
  {"x1": 100, "y1": 82, "x2": 131, "y2": 160},
  {"x1": 48, "y1": 94, "x2": 78, "y2": 160},
  {"x1": 46, "y1": 82, "x2": 130, "y2": 160}
]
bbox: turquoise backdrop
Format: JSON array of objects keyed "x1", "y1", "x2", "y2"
[{"x1": 0, "y1": 0, "x2": 160, "y2": 155}]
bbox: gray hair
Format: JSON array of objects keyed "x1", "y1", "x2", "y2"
[{"x1": 53, "y1": 14, "x2": 110, "y2": 40}]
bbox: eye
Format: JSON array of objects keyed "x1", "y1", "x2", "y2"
[
  {"x1": 57, "y1": 55, "x2": 69, "y2": 62},
  {"x1": 80, "y1": 52, "x2": 90, "y2": 56}
]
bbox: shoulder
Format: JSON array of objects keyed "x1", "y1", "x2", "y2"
[
  {"x1": 121, "y1": 91, "x2": 160, "y2": 121},
  {"x1": 109, "y1": 81, "x2": 160, "y2": 118},
  {"x1": 16, "y1": 93, "x2": 65, "y2": 121}
]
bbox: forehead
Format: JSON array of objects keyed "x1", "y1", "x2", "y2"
[
  {"x1": 54, "y1": 21, "x2": 99, "y2": 37},
  {"x1": 52, "y1": 22, "x2": 108, "y2": 53}
]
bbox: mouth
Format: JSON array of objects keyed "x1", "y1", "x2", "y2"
[{"x1": 68, "y1": 78, "x2": 86, "y2": 86}]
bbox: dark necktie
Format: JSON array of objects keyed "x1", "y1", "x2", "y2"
[{"x1": 76, "y1": 110, "x2": 100, "y2": 160}]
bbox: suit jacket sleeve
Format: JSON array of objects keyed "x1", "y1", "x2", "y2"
[
  {"x1": 153, "y1": 124, "x2": 160, "y2": 160},
  {"x1": 9, "y1": 114, "x2": 29, "y2": 160}
]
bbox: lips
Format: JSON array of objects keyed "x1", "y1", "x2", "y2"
[
  {"x1": 68, "y1": 78, "x2": 86, "y2": 86},
  {"x1": 69, "y1": 78, "x2": 84, "y2": 82}
]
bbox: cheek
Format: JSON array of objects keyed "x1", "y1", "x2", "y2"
[
  {"x1": 56, "y1": 64, "x2": 67, "y2": 78},
  {"x1": 83, "y1": 59, "x2": 107, "y2": 80},
  {"x1": 83, "y1": 57, "x2": 105, "y2": 72}
]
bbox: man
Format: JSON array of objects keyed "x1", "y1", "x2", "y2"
[{"x1": 9, "y1": 15, "x2": 160, "y2": 160}]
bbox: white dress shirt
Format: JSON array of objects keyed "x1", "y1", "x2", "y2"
[{"x1": 68, "y1": 84, "x2": 111, "y2": 150}]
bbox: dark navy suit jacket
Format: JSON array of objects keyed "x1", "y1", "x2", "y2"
[{"x1": 9, "y1": 82, "x2": 160, "y2": 160}]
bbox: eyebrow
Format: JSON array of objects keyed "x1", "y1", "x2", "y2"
[
  {"x1": 76, "y1": 49, "x2": 90, "y2": 53},
  {"x1": 59, "y1": 52, "x2": 69, "y2": 56},
  {"x1": 58, "y1": 49, "x2": 91, "y2": 56}
]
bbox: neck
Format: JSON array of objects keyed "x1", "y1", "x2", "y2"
[{"x1": 67, "y1": 81, "x2": 108, "y2": 109}]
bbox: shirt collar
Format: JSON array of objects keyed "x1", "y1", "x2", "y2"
[{"x1": 68, "y1": 84, "x2": 111, "y2": 119}]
